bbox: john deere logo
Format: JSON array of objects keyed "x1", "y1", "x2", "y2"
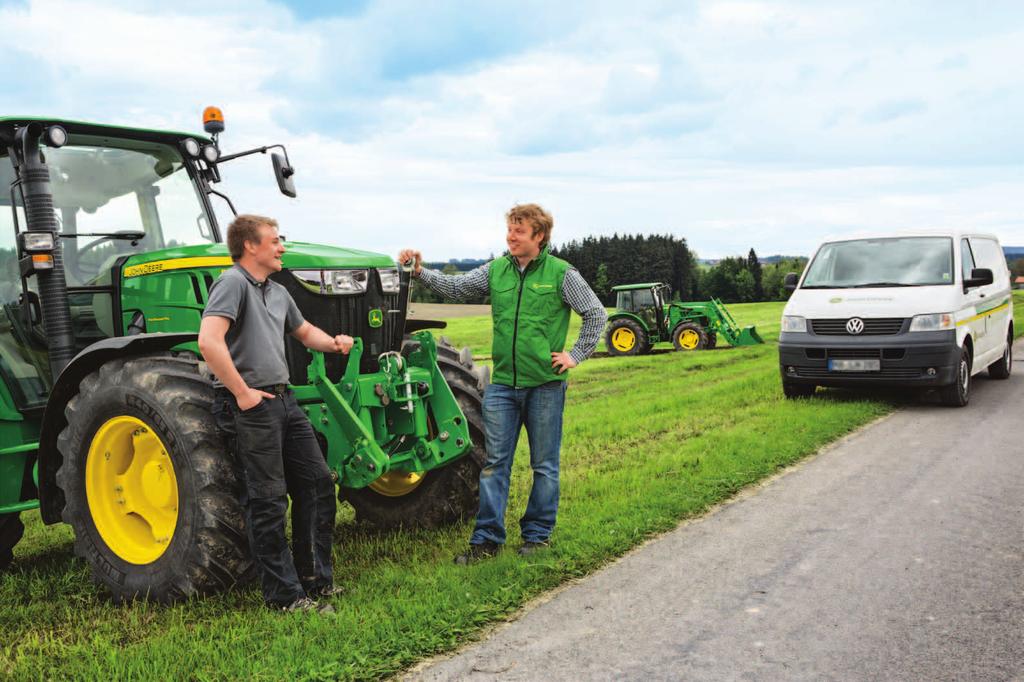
[
  {"x1": 829, "y1": 297, "x2": 843, "y2": 304},
  {"x1": 368, "y1": 309, "x2": 384, "y2": 328}
]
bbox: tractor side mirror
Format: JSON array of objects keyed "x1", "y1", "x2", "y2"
[
  {"x1": 783, "y1": 272, "x2": 799, "y2": 292},
  {"x1": 963, "y1": 267, "x2": 993, "y2": 290},
  {"x1": 272, "y1": 152, "x2": 296, "y2": 198}
]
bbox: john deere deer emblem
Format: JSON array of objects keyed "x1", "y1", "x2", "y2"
[{"x1": 368, "y1": 308, "x2": 384, "y2": 328}]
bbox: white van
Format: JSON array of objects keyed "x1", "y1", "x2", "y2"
[{"x1": 779, "y1": 232, "x2": 1013, "y2": 406}]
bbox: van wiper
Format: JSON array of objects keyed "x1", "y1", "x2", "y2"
[{"x1": 851, "y1": 282, "x2": 912, "y2": 288}]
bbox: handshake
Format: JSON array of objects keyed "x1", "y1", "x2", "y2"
[{"x1": 333, "y1": 334, "x2": 355, "y2": 355}]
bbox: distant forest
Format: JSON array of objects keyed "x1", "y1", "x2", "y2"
[{"x1": 410, "y1": 234, "x2": 808, "y2": 305}]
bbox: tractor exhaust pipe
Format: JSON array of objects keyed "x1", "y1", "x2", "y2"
[{"x1": 13, "y1": 123, "x2": 77, "y2": 377}]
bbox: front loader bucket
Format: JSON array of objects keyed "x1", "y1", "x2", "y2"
[{"x1": 735, "y1": 326, "x2": 764, "y2": 346}]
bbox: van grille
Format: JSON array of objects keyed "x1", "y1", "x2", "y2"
[{"x1": 811, "y1": 318, "x2": 906, "y2": 335}]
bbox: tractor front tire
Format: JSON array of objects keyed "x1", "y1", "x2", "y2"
[
  {"x1": 342, "y1": 337, "x2": 487, "y2": 529},
  {"x1": 606, "y1": 319, "x2": 647, "y2": 356},
  {"x1": 672, "y1": 323, "x2": 707, "y2": 351},
  {"x1": 56, "y1": 352, "x2": 252, "y2": 603},
  {"x1": 705, "y1": 332, "x2": 718, "y2": 350},
  {"x1": 0, "y1": 512, "x2": 24, "y2": 570}
]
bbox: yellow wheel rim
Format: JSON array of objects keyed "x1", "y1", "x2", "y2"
[
  {"x1": 611, "y1": 327, "x2": 637, "y2": 352},
  {"x1": 369, "y1": 470, "x2": 425, "y2": 497},
  {"x1": 678, "y1": 329, "x2": 701, "y2": 350},
  {"x1": 85, "y1": 416, "x2": 178, "y2": 564}
]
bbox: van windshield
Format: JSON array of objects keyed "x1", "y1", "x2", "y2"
[{"x1": 802, "y1": 237, "x2": 954, "y2": 289}]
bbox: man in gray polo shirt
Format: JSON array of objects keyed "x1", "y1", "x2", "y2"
[{"x1": 198, "y1": 214, "x2": 353, "y2": 613}]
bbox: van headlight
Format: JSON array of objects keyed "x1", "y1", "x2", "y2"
[
  {"x1": 909, "y1": 313, "x2": 954, "y2": 332},
  {"x1": 378, "y1": 267, "x2": 401, "y2": 294},
  {"x1": 781, "y1": 315, "x2": 807, "y2": 333},
  {"x1": 291, "y1": 269, "x2": 368, "y2": 295}
]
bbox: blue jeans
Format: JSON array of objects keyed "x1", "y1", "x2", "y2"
[{"x1": 471, "y1": 380, "x2": 567, "y2": 545}]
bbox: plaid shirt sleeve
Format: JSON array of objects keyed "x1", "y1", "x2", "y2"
[
  {"x1": 561, "y1": 268, "x2": 608, "y2": 365},
  {"x1": 417, "y1": 263, "x2": 491, "y2": 301}
]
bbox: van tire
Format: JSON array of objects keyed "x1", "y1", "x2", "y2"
[
  {"x1": 987, "y1": 330, "x2": 1012, "y2": 380},
  {"x1": 782, "y1": 381, "x2": 815, "y2": 399},
  {"x1": 939, "y1": 346, "x2": 971, "y2": 407}
]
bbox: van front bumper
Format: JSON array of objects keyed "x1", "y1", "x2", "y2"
[{"x1": 778, "y1": 330, "x2": 959, "y2": 388}]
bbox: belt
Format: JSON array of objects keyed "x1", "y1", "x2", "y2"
[{"x1": 215, "y1": 384, "x2": 290, "y2": 396}]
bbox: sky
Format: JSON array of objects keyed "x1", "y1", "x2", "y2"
[{"x1": 3, "y1": 0, "x2": 1023, "y2": 259}]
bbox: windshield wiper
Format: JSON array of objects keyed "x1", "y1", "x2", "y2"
[
  {"x1": 850, "y1": 282, "x2": 914, "y2": 288},
  {"x1": 59, "y1": 231, "x2": 146, "y2": 240}
]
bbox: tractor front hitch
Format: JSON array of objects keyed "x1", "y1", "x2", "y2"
[{"x1": 306, "y1": 331, "x2": 472, "y2": 488}]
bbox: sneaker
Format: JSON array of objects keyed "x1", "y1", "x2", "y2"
[
  {"x1": 309, "y1": 584, "x2": 344, "y2": 599},
  {"x1": 281, "y1": 596, "x2": 335, "y2": 614},
  {"x1": 517, "y1": 540, "x2": 550, "y2": 557},
  {"x1": 453, "y1": 541, "x2": 501, "y2": 565}
]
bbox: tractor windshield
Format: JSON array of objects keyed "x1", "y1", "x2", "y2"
[{"x1": 1, "y1": 136, "x2": 213, "y2": 288}]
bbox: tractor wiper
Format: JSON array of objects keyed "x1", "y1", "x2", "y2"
[{"x1": 59, "y1": 231, "x2": 146, "y2": 240}]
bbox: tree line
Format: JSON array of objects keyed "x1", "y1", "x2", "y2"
[{"x1": 409, "y1": 234, "x2": 809, "y2": 305}]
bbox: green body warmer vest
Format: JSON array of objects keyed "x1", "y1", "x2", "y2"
[{"x1": 488, "y1": 247, "x2": 571, "y2": 387}]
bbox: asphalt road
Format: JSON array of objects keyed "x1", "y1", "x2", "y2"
[{"x1": 409, "y1": 341, "x2": 1024, "y2": 681}]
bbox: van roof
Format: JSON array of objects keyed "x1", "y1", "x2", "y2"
[{"x1": 816, "y1": 229, "x2": 1002, "y2": 245}]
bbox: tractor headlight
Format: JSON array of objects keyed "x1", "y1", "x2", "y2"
[
  {"x1": 781, "y1": 315, "x2": 807, "y2": 333},
  {"x1": 181, "y1": 138, "x2": 201, "y2": 158},
  {"x1": 20, "y1": 231, "x2": 55, "y2": 253},
  {"x1": 909, "y1": 313, "x2": 954, "y2": 332},
  {"x1": 379, "y1": 267, "x2": 401, "y2": 294},
  {"x1": 202, "y1": 144, "x2": 220, "y2": 163},
  {"x1": 291, "y1": 269, "x2": 368, "y2": 295}
]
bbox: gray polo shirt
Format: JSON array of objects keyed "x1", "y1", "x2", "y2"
[{"x1": 202, "y1": 264, "x2": 304, "y2": 388}]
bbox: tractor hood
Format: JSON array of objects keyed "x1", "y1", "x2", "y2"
[
  {"x1": 120, "y1": 241, "x2": 396, "y2": 274},
  {"x1": 783, "y1": 286, "x2": 961, "y2": 319}
]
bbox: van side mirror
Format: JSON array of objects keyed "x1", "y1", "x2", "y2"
[
  {"x1": 783, "y1": 272, "x2": 799, "y2": 292},
  {"x1": 963, "y1": 267, "x2": 993, "y2": 290},
  {"x1": 272, "y1": 152, "x2": 296, "y2": 198}
]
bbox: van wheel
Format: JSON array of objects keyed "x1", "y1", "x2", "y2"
[
  {"x1": 782, "y1": 381, "x2": 815, "y2": 399},
  {"x1": 988, "y1": 330, "x2": 1012, "y2": 379},
  {"x1": 939, "y1": 346, "x2": 971, "y2": 407}
]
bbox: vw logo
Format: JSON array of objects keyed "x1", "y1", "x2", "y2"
[{"x1": 846, "y1": 317, "x2": 865, "y2": 335}]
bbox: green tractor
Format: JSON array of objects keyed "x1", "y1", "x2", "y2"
[
  {"x1": 0, "y1": 111, "x2": 488, "y2": 602},
  {"x1": 604, "y1": 282, "x2": 764, "y2": 356}
]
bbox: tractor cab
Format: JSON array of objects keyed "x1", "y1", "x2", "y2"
[{"x1": 613, "y1": 283, "x2": 670, "y2": 336}]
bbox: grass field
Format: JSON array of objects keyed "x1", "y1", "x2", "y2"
[{"x1": 3, "y1": 293, "x2": 1022, "y2": 680}]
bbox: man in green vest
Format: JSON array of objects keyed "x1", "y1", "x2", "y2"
[{"x1": 400, "y1": 204, "x2": 607, "y2": 563}]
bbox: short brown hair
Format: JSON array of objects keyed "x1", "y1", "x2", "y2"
[
  {"x1": 227, "y1": 214, "x2": 277, "y2": 261},
  {"x1": 506, "y1": 203, "x2": 554, "y2": 249}
]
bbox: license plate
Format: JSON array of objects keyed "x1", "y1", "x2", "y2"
[{"x1": 828, "y1": 358, "x2": 880, "y2": 372}]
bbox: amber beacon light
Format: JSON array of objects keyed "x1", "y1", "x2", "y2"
[{"x1": 203, "y1": 106, "x2": 225, "y2": 134}]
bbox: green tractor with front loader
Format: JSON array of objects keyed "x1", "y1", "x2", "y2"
[
  {"x1": 604, "y1": 282, "x2": 763, "y2": 356},
  {"x1": 0, "y1": 110, "x2": 488, "y2": 602}
]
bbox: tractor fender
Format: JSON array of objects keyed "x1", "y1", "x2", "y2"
[
  {"x1": 36, "y1": 333, "x2": 197, "y2": 524},
  {"x1": 606, "y1": 311, "x2": 650, "y2": 331}
]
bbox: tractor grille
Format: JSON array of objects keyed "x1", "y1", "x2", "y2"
[
  {"x1": 272, "y1": 269, "x2": 404, "y2": 385},
  {"x1": 810, "y1": 318, "x2": 906, "y2": 335}
]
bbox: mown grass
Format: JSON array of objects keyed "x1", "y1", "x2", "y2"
[{"x1": 2, "y1": 293, "x2": 1022, "y2": 681}]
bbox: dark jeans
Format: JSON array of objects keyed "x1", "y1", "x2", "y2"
[
  {"x1": 471, "y1": 380, "x2": 567, "y2": 546},
  {"x1": 213, "y1": 388, "x2": 336, "y2": 607}
]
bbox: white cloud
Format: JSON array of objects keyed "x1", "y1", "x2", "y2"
[{"x1": 2, "y1": 0, "x2": 1023, "y2": 261}]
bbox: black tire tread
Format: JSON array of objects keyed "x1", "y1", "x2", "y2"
[
  {"x1": 55, "y1": 352, "x2": 252, "y2": 603},
  {"x1": 0, "y1": 512, "x2": 24, "y2": 570},
  {"x1": 605, "y1": 318, "x2": 647, "y2": 357}
]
